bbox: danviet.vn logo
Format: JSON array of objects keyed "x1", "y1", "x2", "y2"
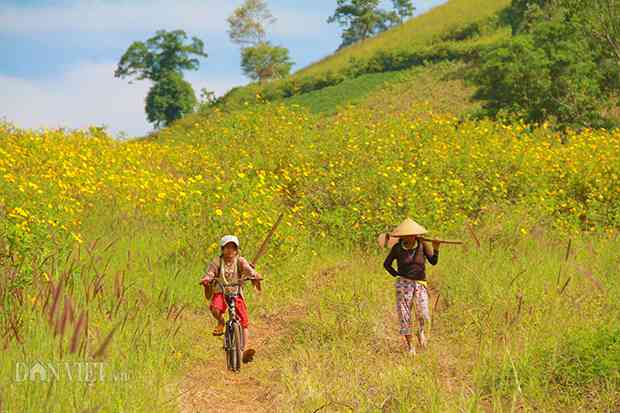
[{"x1": 14, "y1": 360, "x2": 129, "y2": 383}]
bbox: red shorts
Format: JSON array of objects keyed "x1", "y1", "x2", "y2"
[{"x1": 210, "y1": 293, "x2": 249, "y2": 328}]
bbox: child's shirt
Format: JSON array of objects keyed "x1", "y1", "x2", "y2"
[{"x1": 200, "y1": 255, "x2": 259, "y2": 295}]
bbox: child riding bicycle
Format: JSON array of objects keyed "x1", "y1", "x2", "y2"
[{"x1": 199, "y1": 235, "x2": 262, "y2": 364}]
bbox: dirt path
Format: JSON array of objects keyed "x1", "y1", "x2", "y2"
[
  {"x1": 381, "y1": 282, "x2": 471, "y2": 398},
  {"x1": 174, "y1": 303, "x2": 306, "y2": 413},
  {"x1": 171, "y1": 262, "x2": 467, "y2": 413},
  {"x1": 171, "y1": 263, "x2": 351, "y2": 413}
]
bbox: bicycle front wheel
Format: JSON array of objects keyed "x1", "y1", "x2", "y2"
[{"x1": 226, "y1": 322, "x2": 243, "y2": 372}]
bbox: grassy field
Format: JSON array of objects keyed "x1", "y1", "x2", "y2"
[
  {"x1": 360, "y1": 61, "x2": 479, "y2": 116},
  {"x1": 1, "y1": 97, "x2": 619, "y2": 411},
  {"x1": 267, "y1": 231, "x2": 620, "y2": 412}
]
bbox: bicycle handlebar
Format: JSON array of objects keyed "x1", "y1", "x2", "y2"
[
  {"x1": 199, "y1": 275, "x2": 259, "y2": 287},
  {"x1": 212, "y1": 279, "x2": 243, "y2": 289}
]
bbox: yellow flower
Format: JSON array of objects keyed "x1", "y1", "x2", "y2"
[{"x1": 71, "y1": 232, "x2": 84, "y2": 244}]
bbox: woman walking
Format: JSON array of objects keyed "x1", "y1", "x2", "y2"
[{"x1": 383, "y1": 218, "x2": 439, "y2": 354}]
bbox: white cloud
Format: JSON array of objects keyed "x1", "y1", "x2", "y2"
[
  {"x1": 0, "y1": 0, "x2": 332, "y2": 38},
  {"x1": 0, "y1": 62, "x2": 244, "y2": 138},
  {"x1": 0, "y1": 0, "x2": 235, "y2": 34}
]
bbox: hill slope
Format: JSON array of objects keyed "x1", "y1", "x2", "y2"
[
  {"x1": 212, "y1": 0, "x2": 511, "y2": 117},
  {"x1": 3, "y1": 101, "x2": 620, "y2": 411},
  {"x1": 296, "y1": 0, "x2": 510, "y2": 77}
]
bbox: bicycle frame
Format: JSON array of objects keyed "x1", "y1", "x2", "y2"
[{"x1": 222, "y1": 283, "x2": 242, "y2": 321}]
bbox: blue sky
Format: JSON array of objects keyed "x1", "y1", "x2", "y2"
[{"x1": 0, "y1": 0, "x2": 445, "y2": 137}]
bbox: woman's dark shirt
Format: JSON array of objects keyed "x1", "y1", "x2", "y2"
[{"x1": 383, "y1": 241, "x2": 439, "y2": 280}]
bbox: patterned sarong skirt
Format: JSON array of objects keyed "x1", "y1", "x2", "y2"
[{"x1": 395, "y1": 277, "x2": 430, "y2": 336}]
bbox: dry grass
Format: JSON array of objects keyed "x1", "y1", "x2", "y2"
[{"x1": 359, "y1": 61, "x2": 480, "y2": 117}]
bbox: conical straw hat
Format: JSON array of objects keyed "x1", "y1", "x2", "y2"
[{"x1": 390, "y1": 218, "x2": 427, "y2": 237}]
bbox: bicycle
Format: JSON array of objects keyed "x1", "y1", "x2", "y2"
[{"x1": 213, "y1": 279, "x2": 246, "y2": 372}]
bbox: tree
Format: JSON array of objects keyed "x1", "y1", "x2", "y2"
[
  {"x1": 327, "y1": 0, "x2": 415, "y2": 48},
  {"x1": 228, "y1": 0, "x2": 294, "y2": 82},
  {"x1": 115, "y1": 30, "x2": 206, "y2": 127},
  {"x1": 390, "y1": 0, "x2": 416, "y2": 24},
  {"x1": 473, "y1": 17, "x2": 610, "y2": 129},
  {"x1": 145, "y1": 72, "x2": 197, "y2": 128},
  {"x1": 580, "y1": 0, "x2": 620, "y2": 66},
  {"x1": 115, "y1": 30, "x2": 207, "y2": 82},
  {"x1": 227, "y1": 0, "x2": 276, "y2": 47},
  {"x1": 508, "y1": 0, "x2": 553, "y2": 34},
  {"x1": 472, "y1": 0, "x2": 620, "y2": 129},
  {"x1": 328, "y1": 0, "x2": 382, "y2": 45},
  {"x1": 241, "y1": 42, "x2": 293, "y2": 82}
]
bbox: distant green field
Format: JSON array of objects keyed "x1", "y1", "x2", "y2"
[
  {"x1": 283, "y1": 71, "x2": 404, "y2": 114},
  {"x1": 284, "y1": 61, "x2": 479, "y2": 117}
]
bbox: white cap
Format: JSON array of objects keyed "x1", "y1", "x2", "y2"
[{"x1": 219, "y1": 235, "x2": 240, "y2": 248}]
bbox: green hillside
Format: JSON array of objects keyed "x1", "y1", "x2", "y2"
[
  {"x1": 283, "y1": 61, "x2": 478, "y2": 116},
  {"x1": 212, "y1": 0, "x2": 512, "y2": 117},
  {"x1": 296, "y1": 0, "x2": 511, "y2": 77},
  {"x1": 210, "y1": 0, "x2": 617, "y2": 127}
]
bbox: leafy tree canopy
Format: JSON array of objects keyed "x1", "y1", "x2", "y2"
[
  {"x1": 508, "y1": 0, "x2": 553, "y2": 34},
  {"x1": 115, "y1": 30, "x2": 207, "y2": 82},
  {"x1": 145, "y1": 72, "x2": 197, "y2": 128},
  {"x1": 227, "y1": 0, "x2": 276, "y2": 47},
  {"x1": 474, "y1": 0, "x2": 619, "y2": 129},
  {"x1": 328, "y1": 0, "x2": 415, "y2": 48},
  {"x1": 241, "y1": 42, "x2": 294, "y2": 82},
  {"x1": 227, "y1": 0, "x2": 293, "y2": 82}
]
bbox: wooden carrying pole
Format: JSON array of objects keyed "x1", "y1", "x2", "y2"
[
  {"x1": 418, "y1": 237, "x2": 464, "y2": 245},
  {"x1": 248, "y1": 211, "x2": 285, "y2": 291},
  {"x1": 377, "y1": 233, "x2": 464, "y2": 249},
  {"x1": 251, "y1": 211, "x2": 285, "y2": 267}
]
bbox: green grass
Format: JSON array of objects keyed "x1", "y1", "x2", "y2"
[
  {"x1": 358, "y1": 60, "x2": 479, "y2": 117},
  {"x1": 1, "y1": 214, "x2": 194, "y2": 412},
  {"x1": 0, "y1": 207, "x2": 334, "y2": 412},
  {"x1": 259, "y1": 219, "x2": 620, "y2": 412},
  {"x1": 283, "y1": 71, "x2": 404, "y2": 114},
  {"x1": 3, "y1": 60, "x2": 620, "y2": 410},
  {"x1": 296, "y1": 0, "x2": 511, "y2": 78},
  {"x1": 5, "y1": 207, "x2": 618, "y2": 411},
  {"x1": 281, "y1": 61, "x2": 479, "y2": 117}
]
